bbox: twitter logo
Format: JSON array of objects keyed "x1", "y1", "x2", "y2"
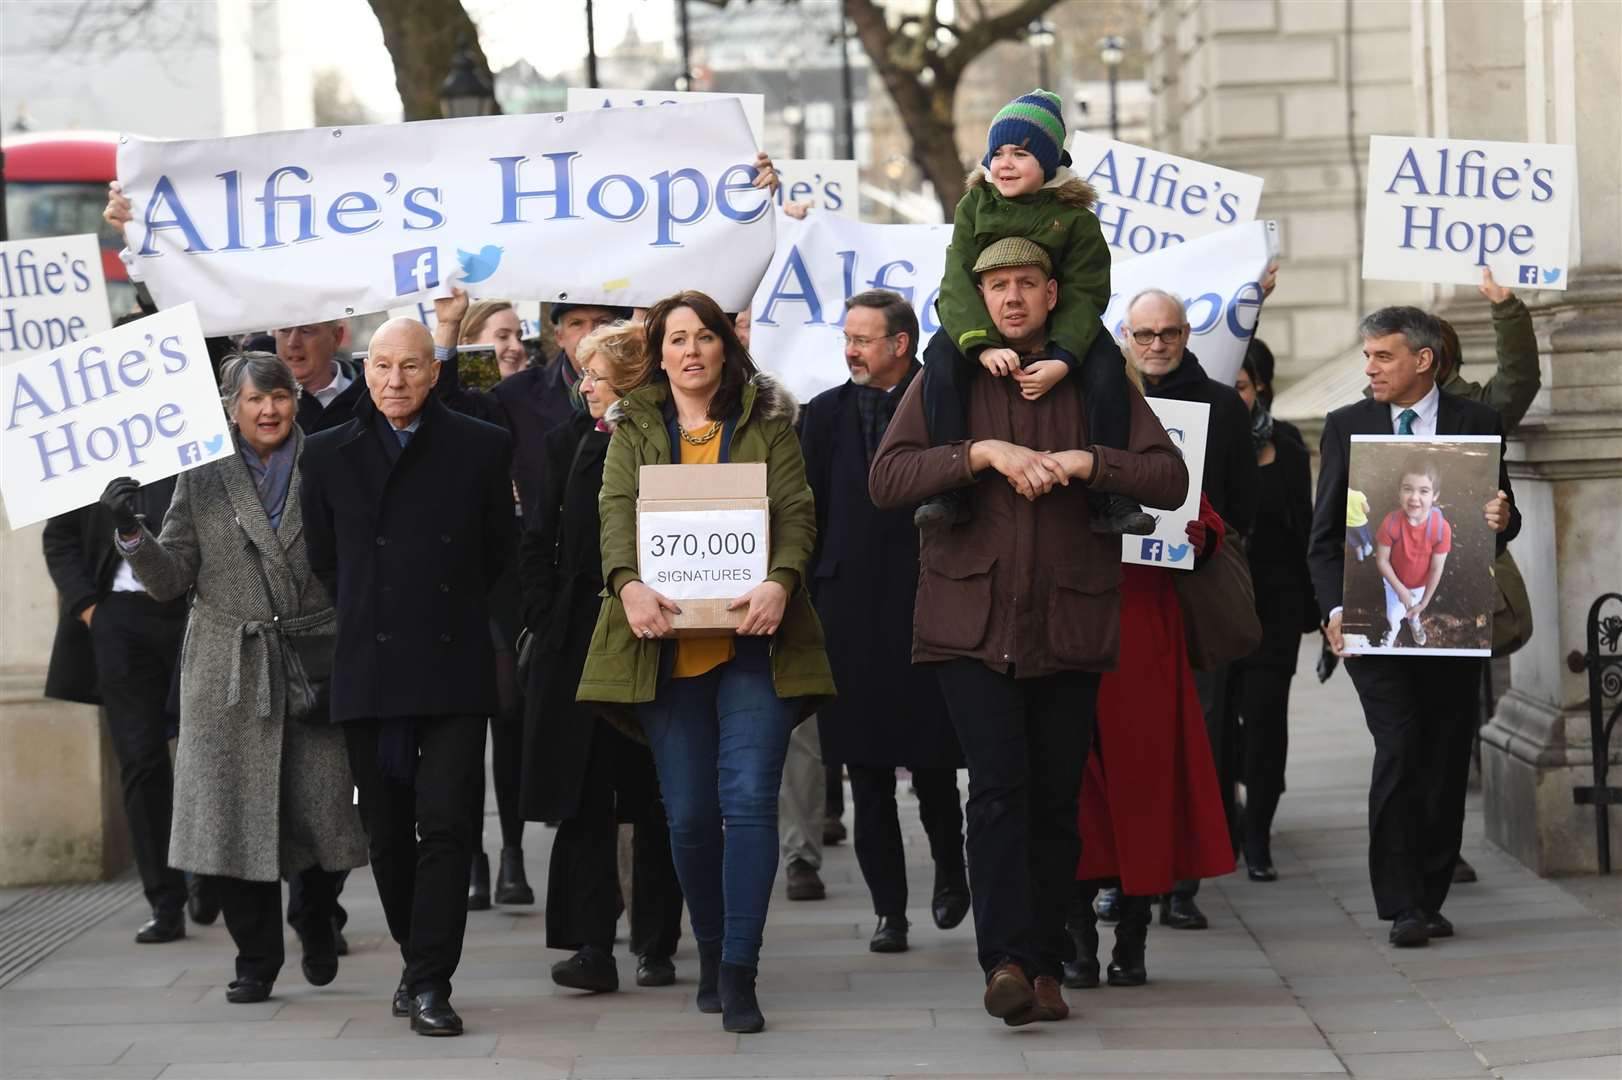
[
  {"x1": 457, "y1": 245, "x2": 503, "y2": 284},
  {"x1": 203, "y1": 433, "x2": 225, "y2": 456},
  {"x1": 1168, "y1": 543, "x2": 1191, "y2": 562},
  {"x1": 1542, "y1": 267, "x2": 1561, "y2": 285}
]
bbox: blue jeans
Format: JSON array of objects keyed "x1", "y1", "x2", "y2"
[{"x1": 637, "y1": 640, "x2": 798, "y2": 969}]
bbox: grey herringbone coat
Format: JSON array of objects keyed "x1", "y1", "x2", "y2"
[{"x1": 123, "y1": 428, "x2": 367, "y2": 882}]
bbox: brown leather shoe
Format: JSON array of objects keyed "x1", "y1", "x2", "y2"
[
  {"x1": 982, "y1": 963, "x2": 1036, "y2": 1026},
  {"x1": 1031, "y1": 975, "x2": 1070, "y2": 1021}
]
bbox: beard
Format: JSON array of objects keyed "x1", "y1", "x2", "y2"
[{"x1": 848, "y1": 366, "x2": 872, "y2": 386}]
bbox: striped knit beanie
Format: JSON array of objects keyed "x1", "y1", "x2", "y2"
[{"x1": 983, "y1": 89, "x2": 1068, "y2": 181}]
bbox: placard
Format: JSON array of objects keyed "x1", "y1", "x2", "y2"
[
  {"x1": 1362, "y1": 135, "x2": 1577, "y2": 290},
  {"x1": 0, "y1": 234, "x2": 112, "y2": 362},
  {"x1": 1121, "y1": 398, "x2": 1209, "y2": 571},
  {"x1": 1067, "y1": 133, "x2": 1264, "y2": 262},
  {"x1": 2, "y1": 303, "x2": 231, "y2": 528},
  {"x1": 638, "y1": 507, "x2": 769, "y2": 600},
  {"x1": 774, "y1": 159, "x2": 859, "y2": 219},
  {"x1": 1340, "y1": 435, "x2": 1500, "y2": 657},
  {"x1": 118, "y1": 100, "x2": 774, "y2": 335},
  {"x1": 567, "y1": 87, "x2": 765, "y2": 148},
  {"x1": 749, "y1": 212, "x2": 950, "y2": 403},
  {"x1": 1102, "y1": 220, "x2": 1278, "y2": 389}
]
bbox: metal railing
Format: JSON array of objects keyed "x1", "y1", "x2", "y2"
[{"x1": 1568, "y1": 592, "x2": 1622, "y2": 873}]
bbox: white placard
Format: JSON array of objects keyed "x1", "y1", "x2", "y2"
[
  {"x1": 1121, "y1": 398, "x2": 1210, "y2": 571},
  {"x1": 118, "y1": 100, "x2": 774, "y2": 336},
  {"x1": 774, "y1": 159, "x2": 859, "y2": 219},
  {"x1": 0, "y1": 234, "x2": 113, "y2": 363},
  {"x1": 749, "y1": 212, "x2": 950, "y2": 404},
  {"x1": 1067, "y1": 133, "x2": 1264, "y2": 263},
  {"x1": 1102, "y1": 219, "x2": 1278, "y2": 390},
  {"x1": 1362, "y1": 135, "x2": 1577, "y2": 290},
  {"x1": 1, "y1": 303, "x2": 231, "y2": 529},
  {"x1": 638, "y1": 508, "x2": 769, "y2": 600},
  {"x1": 387, "y1": 299, "x2": 544, "y2": 339},
  {"x1": 567, "y1": 87, "x2": 766, "y2": 148}
]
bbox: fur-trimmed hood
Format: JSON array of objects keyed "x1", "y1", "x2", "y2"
[
  {"x1": 603, "y1": 369, "x2": 799, "y2": 432},
  {"x1": 966, "y1": 164, "x2": 1096, "y2": 208}
]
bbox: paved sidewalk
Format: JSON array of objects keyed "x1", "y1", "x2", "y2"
[{"x1": 2, "y1": 640, "x2": 1619, "y2": 1079}]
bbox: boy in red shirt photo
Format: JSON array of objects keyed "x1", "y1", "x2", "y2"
[{"x1": 1373, "y1": 459, "x2": 1451, "y2": 648}]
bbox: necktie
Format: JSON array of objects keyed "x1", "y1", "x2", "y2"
[
  {"x1": 395, "y1": 428, "x2": 413, "y2": 448},
  {"x1": 1396, "y1": 408, "x2": 1418, "y2": 435}
]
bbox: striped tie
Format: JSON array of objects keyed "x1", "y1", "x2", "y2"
[{"x1": 1396, "y1": 408, "x2": 1418, "y2": 435}]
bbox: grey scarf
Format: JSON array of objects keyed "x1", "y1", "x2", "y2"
[{"x1": 237, "y1": 430, "x2": 297, "y2": 530}]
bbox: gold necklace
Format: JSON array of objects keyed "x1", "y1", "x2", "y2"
[{"x1": 678, "y1": 419, "x2": 723, "y2": 446}]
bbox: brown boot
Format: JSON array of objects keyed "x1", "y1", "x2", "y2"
[
  {"x1": 982, "y1": 963, "x2": 1036, "y2": 1026},
  {"x1": 1031, "y1": 975, "x2": 1071, "y2": 1021}
]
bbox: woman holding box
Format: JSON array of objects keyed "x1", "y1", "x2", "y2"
[{"x1": 576, "y1": 291, "x2": 834, "y2": 1034}]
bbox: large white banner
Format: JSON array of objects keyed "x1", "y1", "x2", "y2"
[
  {"x1": 1, "y1": 234, "x2": 112, "y2": 362},
  {"x1": 1103, "y1": 220, "x2": 1279, "y2": 389},
  {"x1": 2, "y1": 303, "x2": 231, "y2": 528},
  {"x1": 774, "y1": 159, "x2": 859, "y2": 219},
  {"x1": 566, "y1": 87, "x2": 765, "y2": 147},
  {"x1": 118, "y1": 101, "x2": 775, "y2": 336},
  {"x1": 1122, "y1": 398, "x2": 1209, "y2": 572},
  {"x1": 387, "y1": 299, "x2": 544, "y2": 339},
  {"x1": 1068, "y1": 133, "x2": 1264, "y2": 262},
  {"x1": 748, "y1": 212, "x2": 949, "y2": 403},
  {"x1": 1362, "y1": 135, "x2": 1577, "y2": 290}
]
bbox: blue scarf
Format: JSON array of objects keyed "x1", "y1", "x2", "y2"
[{"x1": 237, "y1": 430, "x2": 297, "y2": 530}]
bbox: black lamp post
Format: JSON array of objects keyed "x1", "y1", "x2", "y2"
[
  {"x1": 1098, "y1": 35, "x2": 1126, "y2": 140},
  {"x1": 439, "y1": 33, "x2": 498, "y2": 119},
  {"x1": 1028, "y1": 20, "x2": 1056, "y2": 91}
]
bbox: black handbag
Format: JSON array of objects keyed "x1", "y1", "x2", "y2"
[{"x1": 245, "y1": 534, "x2": 334, "y2": 725}]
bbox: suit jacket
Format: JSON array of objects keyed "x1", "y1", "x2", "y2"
[
  {"x1": 1307, "y1": 389, "x2": 1521, "y2": 620},
  {"x1": 298, "y1": 393, "x2": 515, "y2": 721},
  {"x1": 800, "y1": 373, "x2": 960, "y2": 769},
  {"x1": 42, "y1": 475, "x2": 179, "y2": 704},
  {"x1": 296, "y1": 363, "x2": 367, "y2": 437}
]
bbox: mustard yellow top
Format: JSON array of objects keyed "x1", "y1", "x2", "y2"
[
  {"x1": 1346, "y1": 488, "x2": 1371, "y2": 528},
  {"x1": 671, "y1": 424, "x2": 738, "y2": 679}
]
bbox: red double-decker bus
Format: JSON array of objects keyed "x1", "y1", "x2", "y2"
[{"x1": 2, "y1": 130, "x2": 136, "y2": 318}]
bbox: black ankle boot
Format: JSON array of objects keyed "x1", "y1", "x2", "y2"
[
  {"x1": 914, "y1": 490, "x2": 971, "y2": 530},
  {"x1": 1107, "y1": 896, "x2": 1150, "y2": 987},
  {"x1": 467, "y1": 852, "x2": 491, "y2": 911},
  {"x1": 718, "y1": 962, "x2": 765, "y2": 1033},
  {"x1": 494, "y1": 846, "x2": 534, "y2": 904},
  {"x1": 1089, "y1": 493, "x2": 1156, "y2": 535},
  {"x1": 696, "y1": 948, "x2": 722, "y2": 1014},
  {"x1": 1062, "y1": 918, "x2": 1100, "y2": 989}
]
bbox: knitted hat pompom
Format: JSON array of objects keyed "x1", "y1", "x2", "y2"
[{"x1": 983, "y1": 89, "x2": 1069, "y2": 182}]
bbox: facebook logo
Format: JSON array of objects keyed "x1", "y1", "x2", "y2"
[
  {"x1": 1517, "y1": 264, "x2": 1539, "y2": 285},
  {"x1": 393, "y1": 247, "x2": 440, "y2": 295},
  {"x1": 176, "y1": 441, "x2": 201, "y2": 465},
  {"x1": 1140, "y1": 538, "x2": 1163, "y2": 561}
]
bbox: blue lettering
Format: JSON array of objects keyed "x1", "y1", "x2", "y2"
[
  {"x1": 153, "y1": 401, "x2": 185, "y2": 438},
  {"x1": 825, "y1": 181, "x2": 844, "y2": 211},
  {"x1": 6, "y1": 371, "x2": 55, "y2": 429},
  {"x1": 158, "y1": 334, "x2": 188, "y2": 374},
  {"x1": 1399, "y1": 204, "x2": 1443, "y2": 250},
  {"x1": 31, "y1": 421, "x2": 85, "y2": 479},
  {"x1": 217, "y1": 170, "x2": 248, "y2": 251},
  {"x1": 919, "y1": 287, "x2": 941, "y2": 333},
  {"x1": 256, "y1": 165, "x2": 316, "y2": 249},
  {"x1": 327, "y1": 190, "x2": 382, "y2": 235},
  {"x1": 1490, "y1": 166, "x2": 1521, "y2": 200},
  {"x1": 402, "y1": 186, "x2": 445, "y2": 230},
  {"x1": 138, "y1": 175, "x2": 212, "y2": 255},
  {"x1": 651, "y1": 168, "x2": 711, "y2": 247},
  {"x1": 1225, "y1": 280, "x2": 1264, "y2": 339},
  {"x1": 493, "y1": 153, "x2": 581, "y2": 224},
  {"x1": 868, "y1": 260, "x2": 916, "y2": 302},
  {"x1": 1531, "y1": 167, "x2": 1554, "y2": 202},
  {"x1": 1385, "y1": 147, "x2": 1430, "y2": 195},
  {"x1": 755, "y1": 245, "x2": 822, "y2": 327},
  {"x1": 1185, "y1": 292, "x2": 1222, "y2": 335},
  {"x1": 586, "y1": 174, "x2": 647, "y2": 222},
  {"x1": 1084, "y1": 148, "x2": 1124, "y2": 196},
  {"x1": 713, "y1": 164, "x2": 769, "y2": 225},
  {"x1": 117, "y1": 347, "x2": 152, "y2": 388},
  {"x1": 1215, "y1": 191, "x2": 1240, "y2": 225}
]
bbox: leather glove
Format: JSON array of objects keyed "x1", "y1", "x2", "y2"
[{"x1": 100, "y1": 477, "x2": 141, "y2": 534}]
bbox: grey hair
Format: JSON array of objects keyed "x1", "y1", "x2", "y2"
[
  {"x1": 844, "y1": 289, "x2": 920, "y2": 358},
  {"x1": 219, "y1": 351, "x2": 299, "y2": 415},
  {"x1": 1358, "y1": 306, "x2": 1444, "y2": 360},
  {"x1": 1124, "y1": 288, "x2": 1188, "y2": 325}
]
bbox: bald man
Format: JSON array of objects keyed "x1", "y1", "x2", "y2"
[{"x1": 300, "y1": 318, "x2": 515, "y2": 1037}]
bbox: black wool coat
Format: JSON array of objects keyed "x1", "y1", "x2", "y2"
[
  {"x1": 1237, "y1": 419, "x2": 1319, "y2": 673},
  {"x1": 298, "y1": 393, "x2": 514, "y2": 721},
  {"x1": 801, "y1": 374, "x2": 962, "y2": 770},
  {"x1": 1143, "y1": 350, "x2": 1259, "y2": 535}
]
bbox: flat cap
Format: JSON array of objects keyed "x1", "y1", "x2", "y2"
[{"x1": 972, "y1": 236, "x2": 1052, "y2": 277}]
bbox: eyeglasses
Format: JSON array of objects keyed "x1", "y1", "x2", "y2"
[
  {"x1": 578, "y1": 370, "x2": 606, "y2": 387},
  {"x1": 842, "y1": 332, "x2": 898, "y2": 350},
  {"x1": 1129, "y1": 327, "x2": 1186, "y2": 346}
]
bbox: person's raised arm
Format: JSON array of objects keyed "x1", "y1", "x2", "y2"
[
  {"x1": 1477, "y1": 269, "x2": 1541, "y2": 433},
  {"x1": 117, "y1": 473, "x2": 202, "y2": 602}
]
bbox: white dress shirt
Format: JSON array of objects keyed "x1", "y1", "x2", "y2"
[
  {"x1": 1390, "y1": 382, "x2": 1440, "y2": 436},
  {"x1": 311, "y1": 361, "x2": 352, "y2": 407}
]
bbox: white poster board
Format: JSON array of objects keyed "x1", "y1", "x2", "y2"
[
  {"x1": 1067, "y1": 133, "x2": 1264, "y2": 262},
  {"x1": 1362, "y1": 135, "x2": 1577, "y2": 290},
  {"x1": 0, "y1": 234, "x2": 113, "y2": 362},
  {"x1": 1121, "y1": 398, "x2": 1209, "y2": 571},
  {"x1": 1102, "y1": 219, "x2": 1278, "y2": 390},
  {"x1": 773, "y1": 159, "x2": 859, "y2": 219},
  {"x1": 638, "y1": 507, "x2": 769, "y2": 600},
  {"x1": 1, "y1": 303, "x2": 231, "y2": 528},
  {"x1": 749, "y1": 212, "x2": 950, "y2": 403},
  {"x1": 118, "y1": 101, "x2": 774, "y2": 335},
  {"x1": 567, "y1": 87, "x2": 766, "y2": 148}
]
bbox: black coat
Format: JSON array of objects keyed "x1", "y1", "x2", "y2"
[
  {"x1": 41, "y1": 476, "x2": 179, "y2": 704},
  {"x1": 1144, "y1": 350, "x2": 1259, "y2": 535},
  {"x1": 298, "y1": 393, "x2": 515, "y2": 721},
  {"x1": 296, "y1": 361, "x2": 367, "y2": 437},
  {"x1": 516, "y1": 413, "x2": 623, "y2": 821},
  {"x1": 800, "y1": 374, "x2": 962, "y2": 770},
  {"x1": 1308, "y1": 391, "x2": 1520, "y2": 621},
  {"x1": 1237, "y1": 419, "x2": 1318, "y2": 673}
]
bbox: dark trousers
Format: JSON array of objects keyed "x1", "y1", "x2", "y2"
[
  {"x1": 1236, "y1": 665, "x2": 1293, "y2": 860},
  {"x1": 545, "y1": 722, "x2": 683, "y2": 958},
  {"x1": 1346, "y1": 656, "x2": 1479, "y2": 919},
  {"x1": 345, "y1": 715, "x2": 487, "y2": 997},
  {"x1": 287, "y1": 868, "x2": 348, "y2": 940},
  {"x1": 484, "y1": 646, "x2": 526, "y2": 850},
  {"x1": 90, "y1": 592, "x2": 187, "y2": 915},
  {"x1": 826, "y1": 764, "x2": 845, "y2": 821},
  {"x1": 847, "y1": 764, "x2": 964, "y2": 918},
  {"x1": 934, "y1": 660, "x2": 1099, "y2": 982},
  {"x1": 209, "y1": 876, "x2": 285, "y2": 983},
  {"x1": 1174, "y1": 665, "x2": 1234, "y2": 899}
]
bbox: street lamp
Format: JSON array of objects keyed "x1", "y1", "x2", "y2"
[
  {"x1": 884, "y1": 154, "x2": 907, "y2": 223},
  {"x1": 1028, "y1": 19, "x2": 1056, "y2": 90},
  {"x1": 1097, "y1": 35, "x2": 1126, "y2": 140},
  {"x1": 439, "y1": 33, "x2": 497, "y2": 118}
]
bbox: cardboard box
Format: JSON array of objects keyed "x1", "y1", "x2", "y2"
[{"x1": 637, "y1": 463, "x2": 770, "y2": 637}]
